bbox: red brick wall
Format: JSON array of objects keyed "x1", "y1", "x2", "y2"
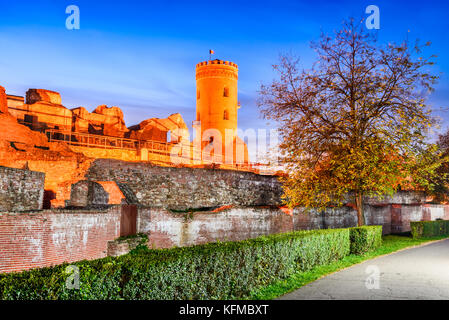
[
  {"x1": 0, "y1": 207, "x2": 120, "y2": 273},
  {"x1": 2, "y1": 202, "x2": 449, "y2": 274},
  {"x1": 138, "y1": 207, "x2": 298, "y2": 248},
  {"x1": 138, "y1": 204, "x2": 449, "y2": 249}
]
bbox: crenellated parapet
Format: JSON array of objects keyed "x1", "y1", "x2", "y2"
[
  {"x1": 195, "y1": 59, "x2": 238, "y2": 81},
  {"x1": 196, "y1": 60, "x2": 238, "y2": 68}
]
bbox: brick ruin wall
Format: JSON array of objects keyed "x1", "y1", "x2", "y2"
[
  {"x1": 85, "y1": 160, "x2": 449, "y2": 248},
  {"x1": 137, "y1": 203, "x2": 449, "y2": 248},
  {"x1": 0, "y1": 206, "x2": 121, "y2": 273},
  {"x1": 1, "y1": 161, "x2": 449, "y2": 273}
]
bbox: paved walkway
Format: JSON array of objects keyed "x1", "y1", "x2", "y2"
[{"x1": 279, "y1": 239, "x2": 449, "y2": 300}]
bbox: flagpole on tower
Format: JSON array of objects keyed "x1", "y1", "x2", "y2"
[{"x1": 209, "y1": 49, "x2": 214, "y2": 61}]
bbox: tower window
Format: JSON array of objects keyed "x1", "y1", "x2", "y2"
[
  {"x1": 197, "y1": 90, "x2": 200, "y2": 99},
  {"x1": 223, "y1": 110, "x2": 229, "y2": 120},
  {"x1": 197, "y1": 112, "x2": 200, "y2": 121},
  {"x1": 223, "y1": 87, "x2": 229, "y2": 97}
]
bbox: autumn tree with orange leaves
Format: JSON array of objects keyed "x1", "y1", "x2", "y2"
[{"x1": 259, "y1": 19, "x2": 444, "y2": 226}]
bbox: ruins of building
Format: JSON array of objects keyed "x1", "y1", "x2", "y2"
[
  {"x1": 2, "y1": 59, "x2": 250, "y2": 168},
  {"x1": 5, "y1": 88, "x2": 190, "y2": 163},
  {"x1": 0, "y1": 59, "x2": 260, "y2": 210},
  {"x1": 0, "y1": 63, "x2": 447, "y2": 274}
]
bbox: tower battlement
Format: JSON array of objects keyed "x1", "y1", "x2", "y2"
[
  {"x1": 196, "y1": 60, "x2": 238, "y2": 81},
  {"x1": 196, "y1": 60, "x2": 238, "y2": 69}
]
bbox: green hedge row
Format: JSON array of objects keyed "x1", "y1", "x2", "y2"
[
  {"x1": 411, "y1": 220, "x2": 449, "y2": 239},
  {"x1": 0, "y1": 226, "x2": 381, "y2": 300},
  {"x1": 349, "y1": 226, "x2": 383, "y2": 255}
]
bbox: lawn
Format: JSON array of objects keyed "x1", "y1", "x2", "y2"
[{"x1": 248, "y1": 234, "x2": 449, "y2": 300}]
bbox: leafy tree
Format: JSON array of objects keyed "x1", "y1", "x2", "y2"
[
  {"x1": 429, "y1": 129, "x2": 449, "y2": 202},
  {"x1": 259, "y1": 19, "x2": 441, "y2": 225}
]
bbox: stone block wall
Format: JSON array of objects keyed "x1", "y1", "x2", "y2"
[
  {"x1": 0, "y1": 206, "x2": 121, "y2": 273},
  {"x1": 0, "y1": 166, "x2": 45, "y2": 211},
  {"x1": 69, "y1": 180, "x2": 110, "y2": 207},
  {"x1": 86, "y1": 159, "x2": 283, "y2": 210}
]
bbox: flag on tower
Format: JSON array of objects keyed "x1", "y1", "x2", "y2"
[{"x1": 209, "y1": 49, "x2": 214, "y2": 55}]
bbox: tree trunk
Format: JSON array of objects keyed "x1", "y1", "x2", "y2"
[{"x1": 355, "y1": 192, "x2": 365, "y2": 226}]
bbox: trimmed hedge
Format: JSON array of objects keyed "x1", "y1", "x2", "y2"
[
  {"x1": 349, "y1": 226, "x2": 383, "y2": 255},
  {"x1": 0, "y1": 226, "x2": 381, "y2": 300},
  {"x1": 411, "y1": 220, "x2": 449, "y2": 239},
  {"x1": 0, "y1": 228, "x2": 350, "y2": 300}
]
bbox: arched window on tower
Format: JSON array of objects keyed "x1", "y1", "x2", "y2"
[
  {"x1": 223, "y1": 110, "x2": 229, "y2": 120},
  {"x1": 197, "y1": 90, "x2": 200, "y2": 100},
  {"x1": 223, "y1": 87, "x2": 229, "y2": 97}
]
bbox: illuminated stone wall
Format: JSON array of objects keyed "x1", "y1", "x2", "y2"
[{"x1": 85, "y1": 158, "x2": 283, "y2": 210}]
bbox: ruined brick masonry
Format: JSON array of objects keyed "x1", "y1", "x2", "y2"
[
  {"x1": 0, "y1": 207, "x2": 121, "y2": 273},
  {"x1": 0, "y1": 59, "x2": 256, "y2": 210},
  {"x1": 1, "y1": 161, "x2": 449, "y2": 273},
  {"x1": 73, "y1": 160, "x2": 449, "y2": 248},
  {"x1": 137, "y1": 200, "x2": 449, "y2": 248}
]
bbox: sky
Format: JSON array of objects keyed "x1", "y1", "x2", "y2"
[{"x1": 0, "y1": 0, "x2": 448, "y2": 141}]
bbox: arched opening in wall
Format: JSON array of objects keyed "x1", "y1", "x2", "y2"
[
  {"x1": 197, "y1": 90, "x2": 200, "y2": 100},
  {"x1": 167, "y1": 130, "x2": 171, "y2": 142},
  {"x1": 223, "y1": 110, "x2": 229, "y2": 120},
  {"x1": 223, "y1": 87, "x2": 229, "y2": 97},
  {"x1": 197, "y1": 112, "x2": 200, "y2": 121}
]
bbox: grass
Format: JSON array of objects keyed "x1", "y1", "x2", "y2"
[{"x1": 248, "y1": 233, "x2": 449, "y2": 300}]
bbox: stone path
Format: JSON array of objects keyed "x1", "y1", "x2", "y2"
[{"x1": 279, "y1": 239, "x2": 449, "y2": 300}]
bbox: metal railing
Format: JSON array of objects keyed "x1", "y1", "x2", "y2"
[
  {"x1": 46, "y1": 129, "x2": 167, "y2": 151},
  {"x1": 44, "y1": 129, "x2": 270, "y2": 173}
]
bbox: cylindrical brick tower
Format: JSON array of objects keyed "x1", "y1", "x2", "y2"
[{"x1": 195, "y1": 59, "x2": 241, "y2": 163}]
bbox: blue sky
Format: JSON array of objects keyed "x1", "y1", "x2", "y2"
[{"x1": 0, "y1": 0, "x2": 448, "y2": 137}]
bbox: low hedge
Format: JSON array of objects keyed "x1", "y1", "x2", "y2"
[
  {"x1": 349, "y1": 225, "x2": 383, "y2": 255},
  {"x1": 0, "y1": 226, "x2": 382, "y2": 300},
  {"x1": 411, "y1": 220, "x2": 449, "y2": 239},
  {"x1": 0, "y1": 228, "x2": 351, "y2": 300}
]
